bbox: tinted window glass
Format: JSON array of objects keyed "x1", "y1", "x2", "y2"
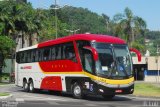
[
  {"x1": 16, "y1": 52, "x2": 20, "y2": 63},
  {"x1": 76, "y1": 41, "x2": 94, "y2": 73},
  {"x1": 43, "y1": 48, "x2": 50, "y2": 61},
  {"x1": 35, "y1": 50, "x2": 39, "y2": 62},
  {"x1": 51, "y1": 47, "x2": 56, "y2": 60},
  {"x1": 63, "y1": 42, "x2": 76, "y2": 62},
  {"x1": 38, "y1": 49, "x2": 43, "y2": 61},
  {"x1": 55, "y1": 45, "x2": 61, "y2": 60},
  {"x1": 31, "y1": 50, "x2": 36, "y2": 62},
  {"x1": 20, "y1": 52, "x2": 24, "y2": 63},
  {"x1": 27, "y1": 51, "x2": 31, "y2": 63}
]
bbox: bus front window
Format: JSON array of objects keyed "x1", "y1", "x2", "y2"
[
  {"x1": 113, "y1": 45, "x2": 133, "y2": 77},
  {"x1": 95, "y1": 43, "x2": 133, "y2": 79},
  {"x1": 95, "y1": 43, "x2": 115, "y2": 77}
]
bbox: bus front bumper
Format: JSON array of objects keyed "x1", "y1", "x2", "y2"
[{"x1": 83, "y1": 81, "x2": 134, "y2": 95}]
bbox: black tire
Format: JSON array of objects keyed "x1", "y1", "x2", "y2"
[
  {"x1": 23, "y1": 80, "x2": 29, "y2": 92},
  {"x1": 29, "y1": 80, "x2": 35, "y2": 93},
  {"x1": 102, "y1": 95, "x2": 115, "y2": 100},
  {"x1": 72, "y1": 82, "x2": 84, "y2": 99}
]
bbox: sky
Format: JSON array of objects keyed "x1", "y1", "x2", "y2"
[{"x1": 28, "y1": 0, "x2": 160, "y2": 31}]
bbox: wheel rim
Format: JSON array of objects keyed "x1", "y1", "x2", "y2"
[
  {"x1": 29, "y1": 82, "x2": 33, "y2": 91},
  {"x1": 24, "y1": 83, "x2": 28, "y2": 89},
  {"x1": 74, "y1": 85, "x2": 81, "y2": 96}
]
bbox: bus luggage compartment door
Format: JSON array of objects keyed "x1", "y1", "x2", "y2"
[{"x1": 40, "y1": 76, "x2": 62, "y2": 91}]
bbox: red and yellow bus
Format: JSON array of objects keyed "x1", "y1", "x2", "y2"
[{"x1": 15, "y1": 34, "x2": 141, "y2": 99}]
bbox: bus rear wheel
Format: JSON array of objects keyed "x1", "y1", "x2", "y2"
[
  {"x1": 29, "y1": 80, "x2": 35, "y2": 93},
  {"x1": 23, "y1": 81, "x2": 29, "y2": 92},
  {"x1": 72, "y1": 82, "x2": 84, "y2": 99},
  {"x1": 102, "y1": 95, "x2": 115, "y2": 100}
]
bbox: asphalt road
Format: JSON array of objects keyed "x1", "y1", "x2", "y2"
[{"x1": 0, "y1": 84, "x2": 160, "y2": 107}]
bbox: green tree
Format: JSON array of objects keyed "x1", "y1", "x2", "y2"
[
  {"x1": 56, "y1": 6, "x2": 107, "y2": 34},
  {"x1": 0, "y1": 35, "x2": 15, "y2": 74},
  {"x1": 113, "y1": 7, "x2": 147, "y2": 47}
]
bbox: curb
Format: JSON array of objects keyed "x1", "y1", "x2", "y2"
[{"x1": 0, "y1": 94, "x2": 12, "y2": 100}]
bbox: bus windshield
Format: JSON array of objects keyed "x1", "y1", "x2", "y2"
[{"x1": 95, "y1": 43, "x2": 132, "y2": 79}]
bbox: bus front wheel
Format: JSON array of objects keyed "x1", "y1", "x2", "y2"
[{"x1": 72, "y1": 82, "x2": 84, "y2": 99}]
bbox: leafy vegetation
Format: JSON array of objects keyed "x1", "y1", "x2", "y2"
[
  {"x1": 57, "y1": 6, "x2": 108, "y2": 34},
  {"x1": 1, "y1": 0, "x2": 160, "y2": 65},
  {"x1": 145, "y1": 30, "x2": 160, "y2": 56},
  {"x1": 0, "y1": 36, "x2": 15, "y2": 74},
  {"x1": 0, "y1": 93, "x2": 10, "y2": 96},
  {"x1": 112, "y1": 7, "x2": 147, "y2": 47}
]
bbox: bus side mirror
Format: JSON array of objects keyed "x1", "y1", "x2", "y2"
[
  {"x1": 129, "y1": 48, "x2": 141, "y2": 62},
  {"x1": 83, "y1": 46, "x2": 98, "y2": 61}
]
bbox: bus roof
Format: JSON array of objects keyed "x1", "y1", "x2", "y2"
[{"x1": 38, "y1": 34, "x2": 126, "y2": 48}]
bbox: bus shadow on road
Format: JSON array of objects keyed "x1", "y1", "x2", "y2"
[
  {"x1": 17, "y1": 87, "x2": 132, "y2": 102},
  {"x1": 82, "y1": 95, "x2": 132, "y2": 101},
  {"x1": 36, "y1": 90, "x2": 131, "y2": 101}
]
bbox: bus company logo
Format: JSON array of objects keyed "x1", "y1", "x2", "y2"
[{"x1": 20, "y1": 66, "x2": 32, "y2": 69}]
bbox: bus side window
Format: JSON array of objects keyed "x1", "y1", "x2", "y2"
[
  {"x1": 51, "y1": 47, "x2": 55, "y2": 60},
  {"x1": 55, "y1": 45, "x2": 61, "y2": 60},
  {"x1": 31, "y1": 50, "x2": 36, "y2": 62},
  {"x1": 16, "y1": 52, "x2": 20, "y2": 63},
  {"x1": 76, "y1": 40, "x2": 94, "y2": 73},
  {"x1": 64, "y1": 43, "x2": 76, "y2": 62},
  {"x1": 38, "y1": 49, "x2": 43, "y2": 61},
  {"x1": 20, "y1": 52, "x2": 24, "y2": 63},
  {"x1": 43, "y1": 48, "x2": 50, "y2": 61},
  {"x1": 27, "y1": 51, "x2": 31, "y2": 63},
  {"x1": 82, "y1": 49, "x2": 94, "y2": 73},
  {"x1": 23, "y1": 52, "x2": 27, "y2": 63},
  {"x1": 35, "y1": 50, "x2": 39, "y2": 62}
]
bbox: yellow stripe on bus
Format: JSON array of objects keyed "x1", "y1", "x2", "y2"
[
  {"x1": 38, "y1": 63, "x2": 134, "y2": 85},
  {"x1": 41, "y1": 71, "x2": 134, "y2": 85},
  {"x1": 84, "y1": 72, "x2": 134, "y2": 85}
]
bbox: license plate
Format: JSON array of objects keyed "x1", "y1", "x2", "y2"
[{"x1": 115, "y1": 89, "x2": 122, "y2": 93}]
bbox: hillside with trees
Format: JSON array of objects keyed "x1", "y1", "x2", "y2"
[
  {"x1": 0, "y1": 0, "x2": 159, "y2": 67},
  {"x1": 145, "y1": 30, "x2": 160, "y2": 55}
]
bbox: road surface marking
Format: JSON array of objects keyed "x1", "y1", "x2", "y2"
[
  {"x1": 15, "y1": 98, "x2": 24, "y2": 102},
  {"x1": 23, "y1": 95, "x2": 67, "y2": 101},
  {"x1": 85, "y1": 104, "x2": 97, "y2": 106}
]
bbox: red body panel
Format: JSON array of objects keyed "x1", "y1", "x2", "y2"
[
  {"x1": 38, "y1": 34, "x2": 125, "y2": 73},
  {"x1": 39, "y1": 60, "x2": 82, "y2": 72},
  {"x1": 40, "y1": 76, "x2": 62, "y2": 91},
  {"x1": 38, "y1": 34, "x2": 126, "y2": 48}
]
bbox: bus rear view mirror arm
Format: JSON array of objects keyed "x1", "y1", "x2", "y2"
[
  {"x1": 129, "y1": 48, "x2": 141, "y2": 62},
  {"x1": 83, "y1": 46, "x2": 98, "y2": 61}
]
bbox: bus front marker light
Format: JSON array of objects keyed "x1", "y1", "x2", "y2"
[{"x1": 99, "y1": 89, "x2": 104, "y2": 93}]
